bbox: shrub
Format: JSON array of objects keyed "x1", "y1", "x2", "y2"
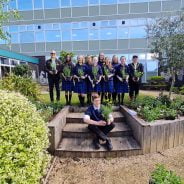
[
  {"x1": 150, "y1": 165, "x2": 183, "y2": 184},
  {"x1": 149, "y1": 76, "x2": 165, "y2": 82},
  {"x1": 164, "y1": 108, "x2": 178, "y2": 120},
  {"x1": 0, "y1": 90, "x2": 50, "y2": 183},
  {"x1": 0, "y1": 74, "x2": 40, "y2": 100},
  {"x1": 13, "y1": 64, "x2": 32, "y2": 77}
]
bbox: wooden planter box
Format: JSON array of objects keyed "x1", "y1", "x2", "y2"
[{"x1": 120, "y1": 106, "x2": 184, "y2": 154}]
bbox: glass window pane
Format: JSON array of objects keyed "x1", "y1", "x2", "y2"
[
  {"x1": 71, "y1": 0, "x2": 88, "y2": 7},
  {"x1": 118, "y1": 0, "x2": 129, "y2": 3},
  {"x1": 9, "y1": 25, "x2": 18, "y2": 33},
  {"x1": 130, "y1": 0, "x2": 148, "y2": 2},
  {"x1": 100, "y1": 0, "x2": 117, "y2": 5},
  {"x1": 11, "y1": 33, "x2": 19, "y2": 43},
  {"x1": 44, "y1": 23, "x2": 53, "y2": 30},
  {"x1": 35, "y1": 31, "x2": 45, "y2": 42},
  {"x1": 27, "y1": 25, "x2": 34, "y2": 31},
  {"x1": 129, "y1": 26, "x2": 146, "y2": 38},
  {"x1": 62, "y1": 31, "x2": 71, "y2": 41},
  {"x1": 89, "y1": 0, "x2": 99, "y2": 5},
  {"x1": 61, "y1": 0, "x2": 71, "y2": 7},
  {"x1": 8, "y1": 0, "x2": 17, "y2": 9},
  {"x1": 100, "y1": 28, "x2": 117, "y2": 40},
  {"x1": 17, "y1": 0, "x2": 33, "y2": 10},
  {"x1": 89, "y1": 29, "x2": 99, "y2": 40},
  {"x1": 19, "y1": 25, "x2": 26, "y2": 32},
  {"x1": 45, "y1": 30, "x2": 61, "y2": 42},
  {"x1": 44, "y1": 0, "x2": 60, "y2": 9},
  {"x1": 147, "y1": 61, "x2": 158, "y2": 72},
  {"x1": 20, "y1": 32, "x2": 34, "y2": 43},
  {"x1": 72, "y1": 29, "x2": 88, "y2": 41},
  {"x1": 118, "y1": 28, "x2": 129, "y2": 39},
  {"x1": 33, "y1": 0, "x2": 43, "y2": 9},
  {"x1": 53, "y1": 23, "x2": 60, "y2": 30},
  {"x1": 61, "y1": 23, "x2": 71, "y2": 30}
]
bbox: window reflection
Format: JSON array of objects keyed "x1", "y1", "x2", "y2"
[{"x1": 20, "y1": 32, "x2": 34, "y2": 43}]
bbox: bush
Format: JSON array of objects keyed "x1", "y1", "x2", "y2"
[
  {"x1": 149, "y1": 76, "x2": 165, "y2": 82},
  {"x1": 13, "y1": 64, "x2": 32, "y2": 77},
  {"x1": 0, "y1": 90, "x2": 50, "y2": 183},
  {"x1": 150, "y1": 165, "x2": 183, "y2": 184},
  {"x1": 0, "y1": 74, "x2": 40, "y2": 100}
]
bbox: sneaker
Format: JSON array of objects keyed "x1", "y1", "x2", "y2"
[
  {"x1": 92, "y1": 138, "x2": 100, "y2": 150},
  {"x1": 105, "y1": 138, "x2": 113, "y2": 151}
]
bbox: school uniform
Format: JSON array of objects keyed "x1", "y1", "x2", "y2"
[
  {"x1": 128, "y1": 62, "x2": 144, "y2": 99},
  {"x1": 61, "y1": 62, "x2": 74, "y2": 92},
  {"x1": 85, "y1": 63, "x2": 92, "y2": 103},
  {"x1": 73, "y1": 63, "x2": 87, "y2": 94},
  {"x1": 112, "y1": 63, "x2": 119, "y2": 103},
  {"x1": 115, "y1": 64, "x2": 129, "y2": 94},
  {"x1": 45, "y1": 58, "x2": 62, "y2": 102},
  {"x1": 88, "y1": 65, "x2": 103, "y2": 93},
  {"x1": 84, "y1": 105, "x2": 115, "y2": 141},
  {"x1": 102, "y1": 65, "x2": 115, "y2": 93}
]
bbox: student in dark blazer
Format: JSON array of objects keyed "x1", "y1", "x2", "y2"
[
  {"x1": 128, "y1": 55, "x2": 144, "y2": 100},
  {"x1": 45, "y1": 50, "x2": 62, "y2": 102}
]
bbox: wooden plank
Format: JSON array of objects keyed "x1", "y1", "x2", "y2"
[
  {"x1": 163, "y1": 124, "x2": 170, "y2": 150},
  {"x1": 150, "y1": 125, "x2": 158, "y2": 153},
  {"x1": 156, "y1": 125, "x2": 164, "y2": 152},
  {"x1": 168, "y1": 122, "x2": 175, "y2": 149},
  {"x1": 173, "y1": 121, "x2": 180, "y2": 147},
  {"x1": 142, "y1": 125, "x2": 151, "y2": 154},
  {"x1": 179, "y1": 120, "x2": 184, "y2": 145}
]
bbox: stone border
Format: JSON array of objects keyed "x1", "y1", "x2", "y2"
[
  {"x1": 48, "y1": 106, "x2": 70, "y2": 154},
  {"x1": 120, "y1": 106, "x2": 184, "y2": 154}
]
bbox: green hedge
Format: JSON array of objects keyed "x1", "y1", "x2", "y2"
[
  {"x1": 0, "y1": 90, "x2": 50, "y2": 183},
  {"x1": 149, "y1": 76, "x2": 165, "y2": 81}
]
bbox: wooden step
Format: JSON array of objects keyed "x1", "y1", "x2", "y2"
[
  {"x1": 62, "y1": 122, "x2": 132, "y2": 138},
  {"x1": 66, "y1": 112, "x2": 125, "y2": 123},
  {"x1": 56, "y1": 136, "x2": 141, "y2": 158},
  {"x1": 69, "y1": 106, "x2": 120, "y2": 113}
]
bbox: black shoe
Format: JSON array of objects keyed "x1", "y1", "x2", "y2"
[
  {"x1": 93, "y1": 138, "x2": 100, "y2": 150},
  {"x1": 105, "y1": 138, "x2": 113, "y2": 151}
]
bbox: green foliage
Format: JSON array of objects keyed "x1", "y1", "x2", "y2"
[
  {"x1": 164, "y1": 108, "x2": 178, "y2": 120},
  {"x1": 101, "y1": 100, "x2": 113, "y2": 121},
  {"x1": 0, "y1": 90, "x2": 50, "y2": 184},
  {"x1": 92, "y1": 66, "x2": 98, "y2": 81},
  {"x1": 59, "y1": 50, "x2": 75, "y2": 62},
  {"x1": 156, "y1": 94, "x2": 171, "y2": 107},
  {"x1": 13, "y1": 64, "x2": 32, "y2": 77},
  {"x1": 149, "y1": 76, "x2": 165, "y2": 82},
  {"x1": 150, "y1": 165, "x2": 183, "y2": 184},
  {"x1": 134, "y1": 71, "x2": 144, "y2": 78},
  {"x1": 0, "y1": 74, "x2": 40, "y2": 100},
  {"x1": 77, "y1": 68, "x2": 84, "y2": 77},
  {"x1": 0, "y1": 0, "x2": 20, "y2": 43},
  {"x1": 63, "y1": 66, "x2": 71, "y2": 77}
]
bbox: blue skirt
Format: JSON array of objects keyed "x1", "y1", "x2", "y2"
[
  {"x1": 86, "y1": 78, "x2": 92, "y2": 93},
  {"x1": 103, "y1": 80, "x2": 114, "y2": 93},
  {"x1": 88, "y1": 81, "x2": 102, "y2": 92},
  {"x1": 62, "y1": 79, "x2": 74, "y2": 92},
  {"x1": 115, "y1": 80, "x2": 129, "y2": 93},
  {"x1": 74, "y1": 80, "x2": 87, "y2": 94}
]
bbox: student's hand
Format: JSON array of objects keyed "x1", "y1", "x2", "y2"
[
  {"x1": 97, "y1": 120, "x2": 106, "y2": 126},
  {"x1": 49, "y1": 71, "x2": 53, "y2": 75},
  {"x1": 107, "y1": 120, "x2": 111, "y2": 125},
  {"x1": 81, "y1": 76, "x2": 85, "y2": 79}
]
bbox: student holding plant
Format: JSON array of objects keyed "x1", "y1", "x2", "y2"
[
  {"x1": 61, "y1": 54, "x2": 74, "y2": 105},
  {"x1": 128, "y1": 55, "x2": 144, "y2": 101},
  {"x1": 88, "y1": 57, "x2": 103, "y2": 95},
  {"x1": 115, "y1": 56, "x2": 129, "y2": 105},
  {"x1": 73, "y1": 55, "x2": 88, "y2": 107},
  {"x1": 102, "y1": 57, "x2": 115, "y2": 102},
  {"x1": 83, "y1": 94, "x2": 115, "y2": 151}
]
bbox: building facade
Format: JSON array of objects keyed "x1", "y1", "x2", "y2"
[{"x1": 0, "y1": 0, "x2": 183, "y2": 82}]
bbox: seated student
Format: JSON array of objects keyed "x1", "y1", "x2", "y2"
[{"x1": 83, "y1": 94, "x2": 115, "y2": 151}]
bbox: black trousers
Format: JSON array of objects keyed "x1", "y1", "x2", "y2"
[
  {"x1": 48, "y1": 76, "x2": 60, "y2": 102},
  {"x1": 88, "y1": 123, "x2": 115, "y2": 141},
  {"x1": 129, "y1": 81, "x2": 140, "y2": 99}
]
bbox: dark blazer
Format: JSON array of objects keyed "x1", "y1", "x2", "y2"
[{"x1": 45, "y1": 58, "x2": 62, "y2": 78}]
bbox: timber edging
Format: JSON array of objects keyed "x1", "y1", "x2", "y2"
[{"x1": 120, "y1": 106, "x2": 184, "y2": 154}]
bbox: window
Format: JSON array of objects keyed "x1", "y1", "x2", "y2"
[
  {"x1": 45, "y1": 30, "x2": 61, "y2": 42},
  {"x1": 11, "y1": 33, "x2": 19, "y2": 43},
  {"x1": 62, "y1": 31, "x2": 71, "y2": 41},
  {"x1": 44, "y1": 0, "x2": 60, "y2": 9},
  {"x1": 100, "y1": 28, "x2": 117, "y2": 40},
  {"x1": 33, "y1": 0, "x2": 43, "y2": 9},
  {"x1": 147, "y1": 61, "x2": 158, "y2": 72},
  {"x1": 89, "y1": 0, "x2": 99, "y2": 5},
  {"x1": 17, "y1": 0, "x2": 33, "y2": 10},
  {"x1": 53, "y1": 23, "x2": 60, "y2": 30},
  {"x1": 61, "y1": 0, "x2": 71, "y2": 7},
  {"x1": 100, "y1": 0, "x2": 117, "y2": 5},
  {"x1": 72, "y1": 29, "x2": 88, "y2": 41},
  {"x1": 130, "y1": 0, "x2": 148, "y2": 2},
  {"x1": 89, "y1": 29, "x2": 99, "y2": 40},
  {"x1": 118, "y1": 28, "x2": 129, "y2": 39},
  {"x1": 9, "y1": 26, "x2": 18, "y2": 33},
  {"x1": 118, "y1": 0, "x2": 129, "y2": 3},
  {"x1": 20, "y1": 32, "x2": 34, "y2": 43},
  {"x1": 27, "y1": 25, "x2": 34, "y2": 31},
  {"x1": 35, "y1": 31, "x2": 45, "y2": 42},
  {"x1": 71, "y1": 0, "x2": 88, "y2": 7},
  {"x1": 61, "y1": 23, "x2": 71, "y2": 30},
  {"x1": 19, "y1": 25, "x2": 26, "y2": 32},
  {"x1": 8, "y1": 0, "x2": 17, "y2": 9},
  {"x1": 129, "y1": 26, "x2": 146, "y2": 38}
]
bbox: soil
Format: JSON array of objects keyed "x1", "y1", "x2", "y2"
[{"x1": 47, "y1": 145, "x2": 184, "y2": 184}]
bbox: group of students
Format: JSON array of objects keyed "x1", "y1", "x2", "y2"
[{"x1": 45, "y1": 50, "x2": 144, "y2": 106}]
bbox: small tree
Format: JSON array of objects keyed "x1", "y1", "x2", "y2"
[
  {"x1": 0, "y1": 0, "x2": 20, "y2": 43},
  {"x1": 13, "y1": 64, "x2": 32, "y2": 77},
  {"x1": 147, "y1": 12, "x2": 184, "y2": 99},
  {"x1": 59, "y1": 50, "x2": 75, "y2": 63}
]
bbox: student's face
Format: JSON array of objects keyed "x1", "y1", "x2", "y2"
[
  {"x1": 113, "y1": 56, "x2": 118, "y2": 64},
  {"x1": 87, "y1": 57, "x2": 92, "y2": 65},
  {"x1": 99, "y1": 53, "x2": 105, "y2": 61},
  {"x1": 50, "y1": 53, "x2": 56, "y2": 59},
  {"x1": 133, "y1": 58, "x2": 138, "y2": 63},
  {"x1": 93, "y1": 98, "x2": 101, "y2": 107},
  {"x1": 105, "y1": 58, "x2": 110, "y2": 66},
  {"x1": 78, "y1": 56, "x2": 83, "y2": 64},
  {"x1": 93, "y1": 58, "x2": 98, "y2": 66},
  {"x1": 66, "y1": 55, "x2": 71, "y2": 61},
  {"x1": 121, "y1": 57, "x2": 126, "y2": 64}
]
